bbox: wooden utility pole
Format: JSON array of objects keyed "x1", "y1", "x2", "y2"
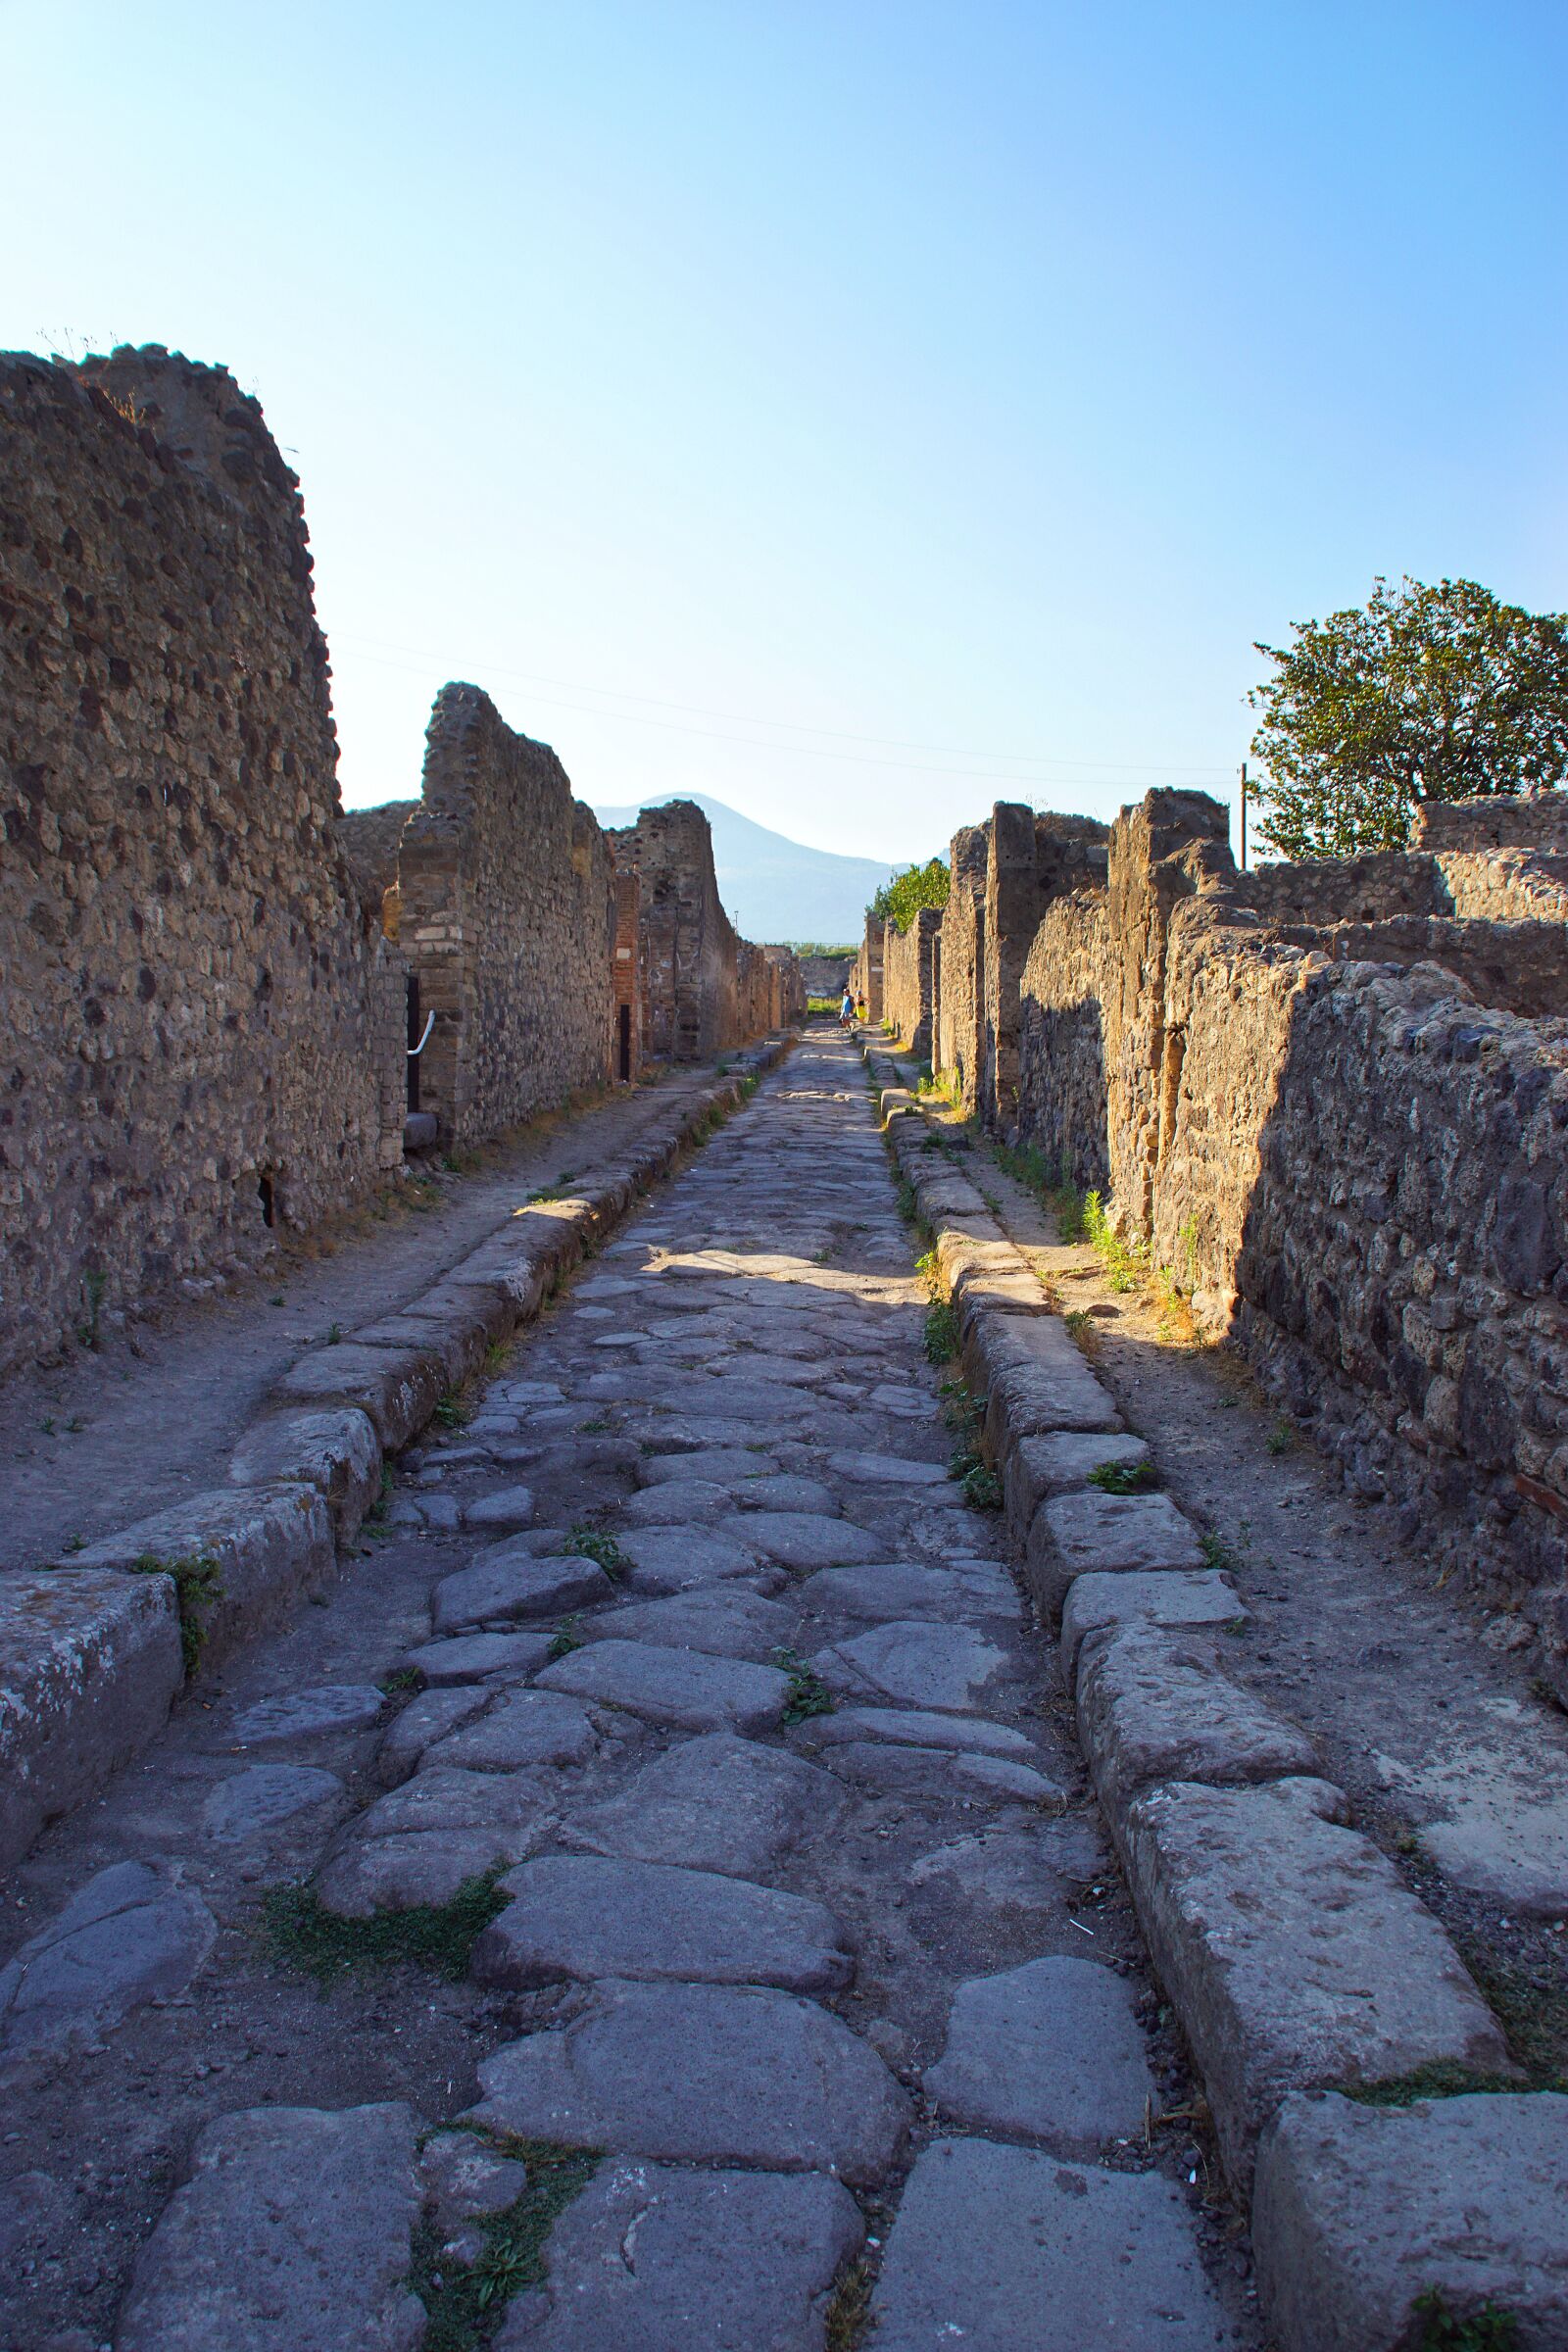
[{"x1": 1239, "y1": 760, "x2": 1249, "y2": 870}]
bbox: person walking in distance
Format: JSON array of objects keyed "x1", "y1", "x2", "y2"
[
  {"x1": 856, "y1": 991, "x2": 867, "y2": 1024},
  {"x1": 840, "y1": 985, "x2": 855, "y2": 1030}
]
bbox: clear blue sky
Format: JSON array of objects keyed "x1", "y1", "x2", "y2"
[{"x1": 5, "y1": 1, "x2": 1564, "y2": 862}]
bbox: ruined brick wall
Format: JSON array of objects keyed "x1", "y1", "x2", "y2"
[
  {"x1": 799, "y1": 953, "x2": 853, "y2": 1001},
  {"x1": 883, "y1": 906, "x2": 940, "y2": 1055},
  {"x1": 339, "y1": 800, "x2": 416, "y2": 933},
  {"x1": 1016, "y1": 892, "x2": 1115, "y2": 1188},
  {"x1": 392, "y1": 687, "x2": 616, "y2": 1144},
  {"x1": 609, "y1": 801, "x2": 746, "y2": 1061},
  {"x1": 934, "y1": 826, "x2": 988, "y2": 1104},
  {"x1": 612, "y1": 867, "x2": 642, "y2": 1082},
  {"x1": 852, "y1": 915, "x2": 885, "y2": 1024},
  {"x1": 764, "y1": 945, "x2": 807, "y2": 1026},
  {"x1": 0, "y1": 345, "x2": 404, "y2": 1377}
]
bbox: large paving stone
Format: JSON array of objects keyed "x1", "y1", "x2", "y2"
[
  {"x1": 271, "y1": 1339, "x2": 444, "y2": 1452},
  {"x1": 824, "y1": 1740, "x2": 1065, "y2": 1804},
  {"x1": 615, "y1": 1527, "x2": 765, "y2": 1595},
  {"x1": 1002, "y1": 1431, "x2": 1152, "y2": 1544},
  {"x1": 619, "y1": 1481, "x2": 735, "y2": 1526},
  {"x1": 230, "y1": 1686, "x2": 384, "y2": 1745},
  {"x1": 0, "y1": 1860, "x2": 215, "y2": 2074},
  {"x1": 925, "y1": 1956, "x2": 1153, "y2": 2153},
  {"x1": 536, "y1": 1640, "x2": 789, "y2": 1733},
  {"x1": 869, "y1": 2136, "x2": 1235, "y2": 2351},
  {"x1": 1078, "y1": 1622, "x2": 1319, "y2": 1824},
  {"x1": 637, "y1": 1447, "x2": 781, "y2": 1489},
  {"x1": 498, "y1": 2161, "x2": 862, "y2": 2352},
  {"x1": 814, "y1": 1620, "x2": 1016, "y2": 1714},
  {"x1": 203, "y1": 1765, "x2": 345, "y2": 1841},
  {"x1": 403, "y1": 1630, "x2": 556, "y2": 1686},
  {"x1": 908, "y1": 1824, "x2": 1103, "y2": 1959},
  {"x1": 431, "y1": 1552, "x2": 613, "y2": 1635},
  {"x1": 424, "y1": 1688, "x2": 602, "y2": 1773},
  {"x1": 0, "y1": 1567, "x2": 183, "y2": 1876},
  {"x1": 462, "y1": 1486, "x2": 537, "y2": 1533},
  {"x1": 1027, "y1": 1490, "x2": 1206, "y2": 1616},
  {"x1": 1252, "y1": 2088, "x2": 1568, "y2": 2352},
  {"x1": 315, "y1": 1768, "x2": 553, "y2": 1916},
  {"x1": 565, "y1": 1732, "x2": 842, "y2": 1875},
  {"x1": 375, "y1": 1687, "x2": 492, "y2": 1786},
  {"x1": 797, "y1": 1561, "x2": 1018, "y2": 1623},
  {"x1": 114, "y1": 2101, "x2": 425, "y2": 2352},
  {"x1": 1121, "y1": 1775, "x2": 1514, "y2": 2189},
  {"x1": 582, "y1": 1587, "x2": 797, "y2": 1661},
  {"x1": 826, "y1": 1449, "x2": 951, "y2": 1488},
  {"x1": 473, "y1": 1856, "x2": 854, "y2": 1991},
  {"x1": 802, "y1": 1704, "x2": 1040, "y2": 1760},
  {"x1": 1059, "y1": 1569, "x2": 1248, "y2": 1680},
  {"x1": 730, "y1": 1473, "x2": 841, "y2": 1515},
  {"x1": 466, "y1": 1979, "x2": 908, "y2": 2183},
  {"x1": 721, "y1": 1511, "x2": 881, "y2": 1571}
]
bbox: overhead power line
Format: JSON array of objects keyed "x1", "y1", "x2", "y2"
[{"x1": 331, "y1": 630, "x2": 1232, "y2": 788}]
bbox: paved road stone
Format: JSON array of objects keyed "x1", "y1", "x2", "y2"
[
  {"x1": 203, "y1": 1763, "x2": 345, "y2": 1838},
  {"x1": 403, "y1": 1630, "x2": 555, "y2": 1684},
  {"x1": 581, "y1": 1586, "x2": 798, "y2": 1660},
  {"x1": 431, "y1": 1552, "x2": 613, "y2": 1634},
  {"x1": 615, "y1": 1526, "x2": 767, "y2": 1593},
  {"x1": 535, "y1": 1638, "x2": 789, "y2": 1732},
  {"x1": 564, "y1": 1730, "x2": 843, "y2": 1874},
  {"x1": 422, "y1": 1688, "x2": 602, "y2": 1772},
  {"x1": 0, "y1": 1860, "x2": 216, "y2": 2072},
  {"x1": 870, "y1": 2136, "x2": 1236, "y2": 2351},
  {"x1": 230, "y1": 1685, "x2": 384, "y2": 1744},
  {"x1": 472, "y1": 1855, "x2": 854, "y2": 1990},
  {"x1": 802, "y1": 1703, "x2": 1041, "y2": 1760},
  {"x1": 926, "y1": 1956, "x2": 1154, "y2": 2152},
  {"x1": 114, "y1": 2102, "x2": 425, "y2": 2352},
  {"x1": 499, "y1": 2161, "x2": 863, "y2": 2352},
  {"x1": 718, "y1": 1511, "x2": 883, "y2": 1570},
  {"x1": 467, "y1": 1979, "x2": 909, "y2": 2183},
  {"x1": 814, "y1": 1619, "x2": 1017, "y2": 1711}
]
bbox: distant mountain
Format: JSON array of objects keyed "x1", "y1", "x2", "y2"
[{"x1": 588, "y1": 792, "x2": 893, "y2": 946}]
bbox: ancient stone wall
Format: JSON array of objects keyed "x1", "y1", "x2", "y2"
[
  {"x1": 934, "y1": 825, "x2": 988, "y2": 1105},
  {"x1": 799, "y1": 952, "x2": 853, "y2": 1001},
  {"x1": 392, "y1": 687, "x2": 617, "y2": 1145},
  {"x1": 609, "y1": 801, "x2": 745, "y2": 1062},
  {"x1": 0, "y1": 345, "x2": 405, "y2": 1377},
  {"x1": 852, "y1": 914, "x2": 885, "y2": 1024},
  {"x1": 882, "y1": 906, "x2": 939, "y2": 1054}
]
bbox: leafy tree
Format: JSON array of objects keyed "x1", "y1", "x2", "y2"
[
  {"x1": 1249, "y1": 576, "x2": 1568, "y2": 859},
  {"x1": 870, "y1": 857, "x2": 950, "y2": 933}
]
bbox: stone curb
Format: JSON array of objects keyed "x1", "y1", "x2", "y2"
[
  {"x1": 869, "y1": 1046, "x2": 1567, "y2": 2331},
  {"x1": 0, "y1": 1039, "x2": 789, "y2": 1879}
]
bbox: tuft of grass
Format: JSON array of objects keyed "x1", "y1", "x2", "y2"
[
  {"x1": 1088, "y1": 1458, "x2": 1158, "y2": 1494},
  {"x1": 773, "y1": 1647, "x2": 835, "y2": 1723},
  {"x1": 548, "y1": 1615, "x2": 584, "y2": 1661},
  {"x1": 128, "y1": 1549, "x2": 222, "y2": 1675},
  {"x1": 1411, "y1": 2291, "x2": 1519, "y2": 2350},
  {"x1": 564, "y1": 1527, "x2": 628, "y2": 1580},
  {"x1": 261, "y1": 1872, "x2": 507, "y2": 1984},
  {"x1": 412, "y1": 2134, "x2": 601, "y2": 2351},
  {"x1": 1348, "y1": 2063, "x2": 1532, "y2": 2109},
  {"x1": 923, "y1": 1301, "x2": 959, "y2": 1363},
  {"x1": 483, "y1": 1339, "x2": 509, "y2": 1373},
  {"x1": 824, "y1": 2256, "x2": 874, "y2": 2352},
  {"x1": 1064, "y1": 1307, "x2": 1098, "y2": 1353},
  {"x1": 1084, "y1": 1190, "x2": 1149, "y2": 1293},
  {"x1": 579, "y1": 1416, "x2": 612, "y2": 1435},
  {"x1": 1198, "y1": 1530, "x2": 1238, "y2": 1574},
  {"x1": 75, "y1": 1267, "x2": 109, "y2": 1349},
  {"x1": 1267, "y1": 1416, "x2": 1294, "y2": 1455},
  {"x1": 434, "y1": 1390, "x2": 471, "y2": 1430},
  {"x1": 960, "y1": 1464, "x2": 1004, "y2": 1512},
  {"x1": 379, "y1": 1664, "x2": 421, "y2": 1695}
]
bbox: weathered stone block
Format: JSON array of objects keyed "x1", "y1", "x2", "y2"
[
  {"x1": 68, "y1": 1484, "x2": 334, "y2": 1669},
  {"x1": 1077, "y1": 1621, "x2": 1319, "y2": 1825},
  {"x1": 1060, "y1": 1567, "x2": 1248, "y2": 1679},
  {"x1": 228, "y1": 1407, "x2": 381, "y2": 1540},
  {"x1": 1026, "y1": 1489, "x2": 1204, "y2": 1616},
  {"x1": 1252, "y1": 2088, "x2": 1568, "y2": 2352},
  {"x1": 1120, "y1": 1775, "x2": 1513, "y2": 2189},
  {"x1": 1003, "y1": 1431, "x2": 1152, "y2": 1544},
  {"x1": 0, "y1": 1569, "x2": 183, "y2": 1874},
  {"x1": 270, "y1": 1342, "x2": 445, "y2": 1451}
]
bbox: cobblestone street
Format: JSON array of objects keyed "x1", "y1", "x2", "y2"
[{"x1": 0, "y1": 1034, "x2": 1248, "y2": 2350}]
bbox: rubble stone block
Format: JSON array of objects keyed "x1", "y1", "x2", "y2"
[
  {"x1": 1077, "y1": 1621, "x2": 1319, "y2": 1824},
  {"x1": 1003, "y1": 1431, "x2": 1151, "y2": 1544},
  {"x1": 1059, "y1": 1567, "x2": 1248, "y2": 1680},
  {"x1": 68, "y1": 1484, "x2": 335, "y2": 1668},
  {"x1": 270, "y1": 1341, "x2": 446, "y2": 1451},
  {"x1": 228, "y1": 1407, "x2": 382, "y2": 1541},
  {"x1": 1027, "y1": 1489, "x2": 1204, "y2": 1617}
]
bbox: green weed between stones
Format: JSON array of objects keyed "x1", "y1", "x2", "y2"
[
  {"x1": 127, "y1": 1549, "x2": 222, "y2": 1675},
  {"x1": 564, "y1": 1528, "x2": 628, "y2": 1580},
  {"x1": 257, "y1": 1872, "x2": 503, "y2": 1984},
  {"x1": 960, "y1": 1464, "x2": 1004, "y2": 1512},
  {"x1": 1347, "y1": 2062, "x2": 1536, "y2": 2108},
  {"x1": 1199, "y1": 1530, "x2": 1238, "y2": 1574},
  {"x1": 1088, "y1": 1458, "x2": 1158, "y2": 1494},
  {"x1": 1412, "y1": 2290, "x2": 1519, "y2": 2351},
  {"x1": 412, "y1": 2134, "x2": 601, "y2": 2352},
  {"x1": 923, "y1": 1301, "x2": 959, "y2": 1363},
  {"x1": 261, "y1": 1872, "x2": 507, "y2": 1984},
  {"x1": 774, "y1": 1647, "x2": 834, "y2": 1725},
  {"x1": 547, "y1": 1614, "x2": 583, "y2": 1660},
  {"x1": 434, "y1": 1390, "x2": 471, "y2": 1431},
  {"x1": 379, "y1": 1664, "x2": 421, "y2": 1695}
]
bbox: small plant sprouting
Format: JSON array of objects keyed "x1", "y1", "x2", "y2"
[
  {"x1": 564, "y1": 1528, "x2": 627, "y2": 1580},
  {"x1": 548, "y1": 1615, "x2": 583, "y2": 1661},
  {"x1": 40, "y1": 1415, "x2": 56, "y2": 1438},
  {"x1": 410, "y1": 2134, "x2": 601, "y2": 2347},
  {"x1": 1267, "y1": 1416, "x2": 1294, "y2": 1456},
  {"x1": 924, "y1": 1301, "x2": 959, "y2": 1363},
  {"x1": 433, "y1": 1390, "x2": 471, "y2": 1431},
  {"x1": 261, "y1": 1871, "x2": 508, "y2": 1984},
  {"x1": 824, "y1": 2255, "x2": 874, "y2": 2352},
  {"x1": 380, "y1": 1664, "x2": 421, "y2": 1696},
  {"x1": 75, "y1": 1268, "x2": 110, "y2": 1349},
  {"x1": 325, "y1": 1321, "x2": 343, "y2": 1347},
  {"x1": 128, "y1": 1549, "x2": 222, "y2": 1675},
  {"x1": 1064, "y1": 1307, "x2": 1097, "y2": 1352},
  {"x1": 1410, "y1": 2294, "x2": 1519, "y2": 2352},
  {"x1": 1199, "y1": 1530, "x2": 1237, "y2": 1574},
  {"x1": 579, "y1": 1415, "x2": 612, "y2": 1435},
  {"x1": 961, "y1": 1463, "x2": 1004, "y2": 1512},
  {"x1": 774, "y1": 1648, "x2": 834, "y2": 1724},
  {"x1": 1088, "y1": 1457, "x2": 1158, "y2": 1495}
]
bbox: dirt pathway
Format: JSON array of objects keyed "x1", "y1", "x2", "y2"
[{"x1": 0, "y1": 1031, "x2": 1254, "y2": 2352}]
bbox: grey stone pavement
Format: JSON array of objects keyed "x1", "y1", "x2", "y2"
[{"x1": 0, "y1": 1033, "x2": 1252, "y2": 2350}]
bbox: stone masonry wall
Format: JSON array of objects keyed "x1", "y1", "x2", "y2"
[
  {"x1": 0, "y1": 345, "x2": 404, "y2": 1378},
  {"x1": 934, "y1": 825, "x2": 988, "y2": 1106},
  {"x1": 883, "y1": 907, "x2": 939, "y2": 1054},
  {"x1": 962, "y1": 784, "x2": 1568, "y2": 1675},
  {"x1": 393, "y1": 687, "x2": 617, "y2": 1145},
  {"x1": 610, "y1": 801, "x2": 745, "y2": 1063}
]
